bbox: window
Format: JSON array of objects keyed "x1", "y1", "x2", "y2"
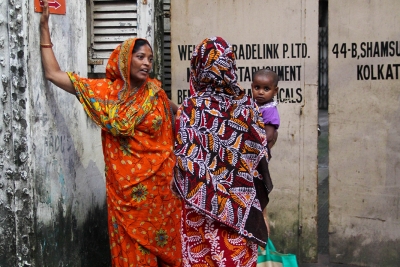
[{"x1": 87, "y1": 0, "x2": 138, "y2": 75}]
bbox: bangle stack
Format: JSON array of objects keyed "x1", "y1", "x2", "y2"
[{"x1": 40, "y1": 43, "x2": 53, "y2": 48}]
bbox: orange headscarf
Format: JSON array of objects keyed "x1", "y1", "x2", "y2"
[{"x1": 68, "y1": 38, "x2": 170, "y2": 137}]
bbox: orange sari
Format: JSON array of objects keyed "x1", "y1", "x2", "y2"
[{"x1": 67, "y1": 38, "x2": 182, "y2": 267}]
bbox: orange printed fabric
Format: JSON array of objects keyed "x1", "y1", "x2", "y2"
[
  {"x1": 67, "y1": 38, "x2": 182, "y2": 267},
  {"x1": 181, "y1": 202, "x2": 258, "y2": 267}
]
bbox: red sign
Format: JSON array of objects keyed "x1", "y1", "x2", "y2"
[{"x1": 34, "y1": 0, "x2": 66, "y2": 15}]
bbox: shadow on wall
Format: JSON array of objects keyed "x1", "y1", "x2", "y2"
[{"x1": 33, "y1": 86, "x2": 110, "y2": 266}]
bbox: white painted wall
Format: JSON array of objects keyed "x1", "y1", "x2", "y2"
[
  {"x1": 28, "y1": 1, "x2": 109, "y2": 265},
  {"x1": 137, "y1": 0, "x2": 155, "y2": 48},
  {"x1": 29, "y1": 0, "x2": 105, "y2": 228},
  {"x1": 329, "y1": 1, "x2": 400, "y2": 266}
]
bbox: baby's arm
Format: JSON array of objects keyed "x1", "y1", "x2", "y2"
[{"x1": 265, "y1": 124, "x2": 278, "y2": 150}]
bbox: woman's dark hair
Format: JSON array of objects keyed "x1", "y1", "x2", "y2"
[{"x1": 133, "y1": 39, "x2": 152, "y2": 53}]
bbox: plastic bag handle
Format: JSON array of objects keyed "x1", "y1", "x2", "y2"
[{"x1": 266, "y1": 238, "x2": 277, "y2": 254}]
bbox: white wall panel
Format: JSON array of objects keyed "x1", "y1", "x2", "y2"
[{"x1": 329, "y1": 1, "x2": 400, "y2": 266}]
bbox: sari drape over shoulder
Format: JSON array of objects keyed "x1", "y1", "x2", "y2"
[
  {"x1": 67, "y1": 38, "x2": 182, "y2": 267},
  {"x1": 174, "y1": 37, "x2": 273, "y2": 251}
]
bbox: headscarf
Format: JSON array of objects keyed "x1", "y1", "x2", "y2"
[
  {"x1": 67, "y1": 38, "x2": 170, "y2": 137},
  {"x1": 189, "y1": 36, "x2": 242, "y2": 96},
  {"x1": 174, "y1": 37, "x2": 272, "y2": 247}
]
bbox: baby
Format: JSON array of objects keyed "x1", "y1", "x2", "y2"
[{"x1": 251, "y1": 69, "x2": 280, "y2": 158}]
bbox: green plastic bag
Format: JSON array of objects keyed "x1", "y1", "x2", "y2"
[{"x1": 257, "y1": 239, "x2": 299, "y2": 267}]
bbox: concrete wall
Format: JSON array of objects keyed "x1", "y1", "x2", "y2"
[
  {"x1": 329, "y1": 1, "x2": 400, "y2": 266},
  {"x1": 170, "y1": 0, "x2": 319, "y2": 262},
  {"x1": 0, "y1": 0, "x2": 109, "y2": 266}
]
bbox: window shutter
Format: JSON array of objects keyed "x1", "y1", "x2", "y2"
[{"x1": 88, "y1": 0, "x2": 138, "y2": 74}]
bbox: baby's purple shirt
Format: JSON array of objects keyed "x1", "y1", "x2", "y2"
[{"x1": 258, "y1": 101, "x2": 280, "y2": 129}]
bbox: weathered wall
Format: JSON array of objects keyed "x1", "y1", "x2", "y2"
[
  {"x1": 0, "y1": 0, "x2": 18, "y2": 265},
  {"x1": 29, "y1": 1, "x2": 110, "y2": 266},
  {"x1": 170, "y1": 0, "x2": 319, "y2": 262},
  {"x1": 0, "y1": 0, "x2": 110, "y2": 266},
  {"x1": 329, "y1": 1, "x2": 400, "y2": 266}
]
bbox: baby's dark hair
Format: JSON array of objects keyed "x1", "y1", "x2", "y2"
[
  {"x1": 133, "y1": 39, "x2": 152, "y2": 53},
  {"x1": 252, "y1": 69, "x2": 279, "y2": 86}
]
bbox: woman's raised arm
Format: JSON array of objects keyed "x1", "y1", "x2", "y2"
[{"x1": 40, "y1": 0, "x2": 75, "y2": 94}]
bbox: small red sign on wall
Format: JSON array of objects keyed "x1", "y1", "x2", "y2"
[{"x1": 34, "y1": 0, "x2": 66, "y2": 15}]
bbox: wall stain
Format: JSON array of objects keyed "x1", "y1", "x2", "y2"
[
  {"x1": 34, "y1": 200, "x2": 110, "y2": 267},
  {"x1": 330, "y1": 235, "x2": 400, "y2": 266},
  {"x1": 269, "y1": 210, "x2": 317, "y2": 262}
]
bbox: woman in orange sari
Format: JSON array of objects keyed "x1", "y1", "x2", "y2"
[{"x1": 40, "y1": 1, "x2": 182, "y2": 266}]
